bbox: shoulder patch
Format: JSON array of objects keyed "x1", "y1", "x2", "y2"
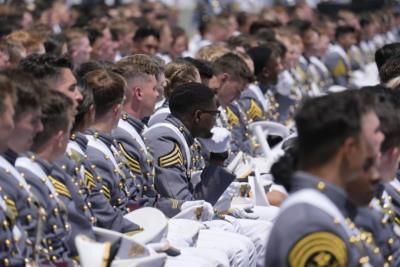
[
  {"x1": 159, "y1": 143, "x2": 184, "y2": 168},
  {"x1": 226, "y1": 106, "x2": 240, "y2": 126},
  {"x1": 332, "y1": 59, "x2": 347, "y2": 77},
  {"x1": 118, "y1": 143, "x2": 141, "y2": 174},
  {"x1": 289, "y1": 231, "x2": 347, "y2": 267},
  {"x1": 247, "y1": 99, "x2": 264, "y2": 120},
  {"x1": 48, "y1": 176, "x2": 72, "y2": 199}
]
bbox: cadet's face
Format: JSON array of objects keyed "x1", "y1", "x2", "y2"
[
  {"x1": 54, "y1": 68, "x2": 82, "y2": 111},
  {"x1": 345, "y1": 112, "x2": 384, "y2": 206},
  {"x1": 10, "y1": 108, "x2": 43, "y2": 153},
  {"x1": 136, "y1": 36, "x2": 159, "y2": 56},
  {"x1": 217, "y1": 78, "x2": 247, "y2": 106},
  {"x1": 71, "y1": 36, "x2": 92, "y2": 65},
  {"x1": 195, "y1": 97, "x2": 218, "y2": 139},
  {"x1": 171, "y1": 35, "x2": 187, "y2": 58},
  {"x1": 141, "y1": 74, "x2": 159, "y2": 117},
  {"x1": 266, "y1": 57, "x2": 284, "y2": 85},
  {"x1": 341, "y1": 33, "x2": 357, "y2": 50},
  {"x1": 0, "y1": 95, "x2": 15, "y2": 152}
]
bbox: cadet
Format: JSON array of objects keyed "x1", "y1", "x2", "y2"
[
  {"x1": 113, "y1": 54, "x2": 254, "y2": 267},
  {"x1": 19, "y1": 54, "x2": 82, "y2": 111},
  {"x1": 324, "y1": 26, "x2": 358, "y2": 88},
  {"x1": 16, "y1": 91, "x2": 94, "y2": 264},
  {"x1": 0, "y1": 70, "x2": 45, "y2": 263},
  {"x1": 144, "y1": 82, "x2": 273, "y2": 266},
  {"x1": 265, "y1": 90, "x2": 385, "y2": 266},
  {"x1": 0, "y1": 74, "x2": 26, "y2": 266}
]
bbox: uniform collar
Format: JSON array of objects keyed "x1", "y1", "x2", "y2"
[
  {"x1": 121, "y1": 113, "x2": 145, "y2": 134},
  {"x1": 161, "y1": 99, "x2": 169, "y2": 108},
  {"x1": 30, "y1": 152, "x2": 53, "y2": 175},
  {"x1": 71, "y1": 131, "x2": 89, "y2": 151},
  {"x1": 85, "y1": 128, "x2": 115, "y2": 148},
  {"x1": 2, "y1": 149, "x2": 19, "y2": 165},
  {"x1": 292, "y1": 170, "x2": 357, "y2": 219},
  {"x1": 165, "y1": 114, "x2": 195, "y2": 147}
]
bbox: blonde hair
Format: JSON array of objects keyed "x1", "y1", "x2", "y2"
[
  {"x1": 164, "y1": 59, "x2": 199, "y2": 98},
  {"x1": 195, "y1": 44, "x2": 230, "y2": 62}
]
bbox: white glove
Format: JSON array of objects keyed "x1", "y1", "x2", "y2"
[
  {"x1": 228, "y1": 208, "x2": 259, "y2": 220},
  {"x1": 177, "y1": 200, "x2": 214, "y2": 221},
  {"x1": 190, "y1": 170, "x2": 202, "y2": 188},
  {"x1": 198, "y1": 127, "x2": 231, "y2": 153}
]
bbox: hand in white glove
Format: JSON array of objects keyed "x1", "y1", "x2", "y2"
[
  {"x1": 198, "y1": 127, "x2": 231, "y2": 153},
  {"x1": 228, "y1": 208, "x2": 259, "y2": 220}
]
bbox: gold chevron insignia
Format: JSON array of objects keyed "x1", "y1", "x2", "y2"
[
  {"x1": 118, "y1": 143, "x2": 141, "y2": 174},
  {"x1": 84, "y1": 169, "x2": 97, "y2": 191},
  {"x1": 289, "y1": 231, "x2": 347, "y2": 267},
  {"x1": 102, "y1": 185, "x2": 111, "y2": 200},
  {"x1": 4, "y1": 197, "x2": 17, "y2": 218},
  {"x1": 247, "y1": 99, "x2": 263, "y2": 120},
  {"x1": 49, "y1": 176, "x2": 72, "y2": 199},
  {"x1": 159, "y1": 144, "x2": 184, "y2": 168},
  {"x1": 226, "y1": 107, "x2": 239, "y2": 126}
]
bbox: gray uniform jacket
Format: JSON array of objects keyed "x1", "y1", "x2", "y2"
[
  {"x1": 265, "y1": 171, "x2": 385, "y2": 267},
  {"x1": 61, "y1": 132, "x2": 138, "y2": 233},
  {"x1": 144, "y1": 115, "x2": 235, "y2": 205},
  {"x1": 17, "y1": 153, "x2": 72, "y2": 265},
  {"x1": 113, "y1": 114, "x2": 185, "y2": 217}
]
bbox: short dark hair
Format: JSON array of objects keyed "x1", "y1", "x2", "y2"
[
  {"x1": 19, "y1": 54, "x2": 73, "y2": 82},
  {"x1": 0, "y1": 74, "x2": 16, "y2": 114},
  {"x1": 213, "y1": 52, "x2": 253, "y2": 82},
  {"x1": 72, "y1": 83, "x2": 94, "y2": 133},
  {"x1": 33, "y1": 90, "x2": 73, "y2": 151},
  {"x1": 247, "y1": 46, "x2": 272, "y2": 77},
  {"x1": 183, "y1": 57, "x2": 214, "y2": 80},
  {"x1": 375, "y1": 43, "x2": 400, "y2": 70},
  {"x1": 379, "y1": 54, "x2": 400, "y2": 84},
  {"x1": 295, "y1": 90, "x2": 366, "y2": 169},
  {"x1": 335, "y1": 25, "x2": 356, "y2": 40},
  {"x1": 1, "y1": 69, "x2": 44, "y2": 120},
  {"x1": 169, "y1": 82, "x2": 215, "y2": 116},
  {"x1": 75, "y1": 60, "x2": 116, "y2": 85},
  {"x1": 361, "y1": 85, "x2": 400, "y2": 152},
  {"x1": 133, "y1": 27, "x2": 160, "y2": 43},
  {"x1": 82, "y1": 69, "x2": 126, "y2": 119}
]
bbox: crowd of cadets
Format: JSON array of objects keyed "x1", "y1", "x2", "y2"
[{"x1": 1, "y1": 0, "x2": 400, "y2": 266}]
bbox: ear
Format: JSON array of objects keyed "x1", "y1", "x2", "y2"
[
  {"x1": 53, "y1": 130, "x2": 66, "y2": 149},
  {"x1": 342, "y1": 137, "x2": 359, "y2": 166},
  {"x1": 221, "y1": 73, "x2": 229, "y2": 83},
  {"x1": 112, "y1": 103, "x2": 122, "y2": 116},
  {"x1": 194, "y1": 109, "x2": 202, "y2": 123},
  {"x1": 133, "y1": 86, "x2": 143, "y2": 100}
]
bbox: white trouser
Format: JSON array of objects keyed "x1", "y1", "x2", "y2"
[
  {"x1": 168, "y1": 218, "x2": 255, "y2": 267},
  {"x1": 225, "y1": 216, "x2": 273, "y2": 267},
  {"x1": 252, "y1": 205, "x2": 280, "y2": 222}
]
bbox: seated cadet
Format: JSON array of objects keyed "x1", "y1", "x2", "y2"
[
  {"x1": 0, "y1": 74, "x2": 26, "y2": 266},
  {"x1": 265, "y1": 90, "x2": 386, "y2": 266},
  {"x1": 144, "y1": 82, "x2": 274, "y2": 267},
  {"x1": 351, "y1": 87, "x2": 400, "y2": 266},
  {"x1": 0, "y1": 70, "x2": 45, "y2": 263},
  {"x1": 81, "y1": 65, "x2": 238, "y2": 267},
  {"x1": 19, "y1": 54, "x2": 82, "y2": 112},
  {"x1": 81, "y1": 69, "x2": 134, "y2": 214},
  {"x1": 60, "y1": 62, "x2": 140, "y2": 234},
  {"x1": 324, "y1": 26, "x2": 357, "y2": 88},
  {"x1": 16, "y1": 91, "x2": 95, "y2": 264}
]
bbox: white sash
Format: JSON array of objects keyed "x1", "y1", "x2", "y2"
[
  {"x1": 118, "y1": 119, "x2": 147, "y2": 153},
  {"x1": 281, "y1": 188, "x2": 372, "y2": 267},
  {"x1": 144, "y1": 123, "x2": 191, "y2": 170},
  {"x1": 310, "y1": 56, "x2": 330, "y2": 76},
  {"x1": 86, "y1": 135, "x2": 121, "y2": 173},
  {"x1": 0, "y1": 155, "x2": 32, "y2": 194},
  {"x1": 67, "y1": 140, "x2": 85, "y2": 157},
  {"x1": 148, "y1": 107, "x2": 170, "y2": 126},
  {"x1": 15, "y1": 157, "x2": 58, "y2": 198}
]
